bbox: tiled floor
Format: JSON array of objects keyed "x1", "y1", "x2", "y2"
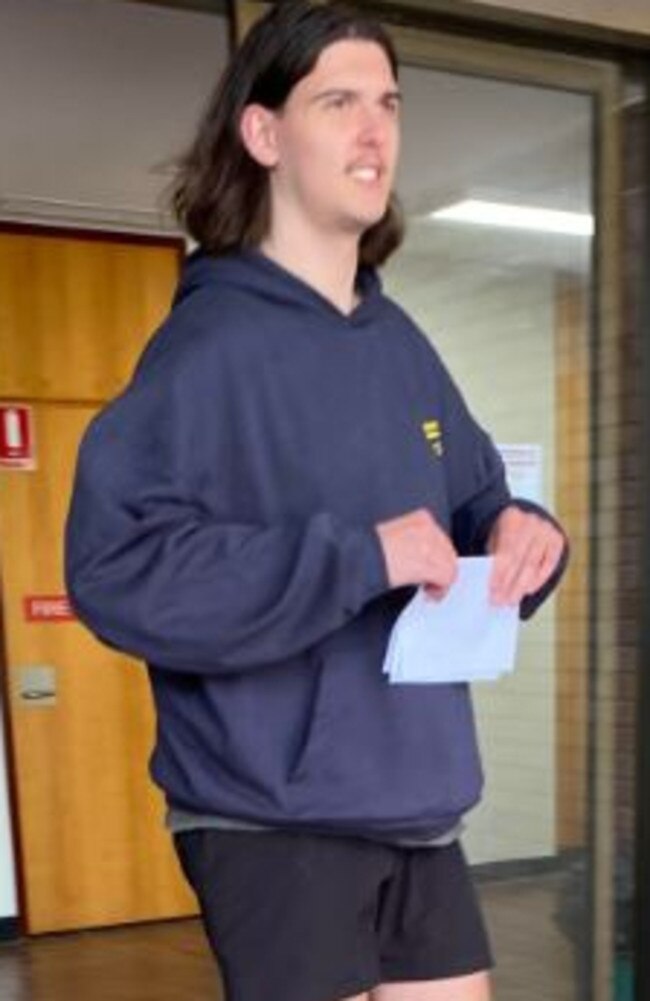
[
  {"x1": 0, "y1": 872, "x2": 586, "y2": 1000},
  {"x1": 480, "y1": 875, "x2": 582, "y2": 1000}
]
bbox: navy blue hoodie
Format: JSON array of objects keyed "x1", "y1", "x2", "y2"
[{"x1": 65, "y1": 249, "x2": 564, "y2": 840}]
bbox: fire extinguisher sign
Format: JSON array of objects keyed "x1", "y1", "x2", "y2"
[{"x1": 0, "y1": 405, "x2": 36, "y2": 470}]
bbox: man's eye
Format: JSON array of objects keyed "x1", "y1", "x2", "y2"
[{"x1": 328, "y1": 95, "x2": 351, "y2": 109}]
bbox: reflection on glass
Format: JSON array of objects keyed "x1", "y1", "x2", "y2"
[{"x1": 385, "y1": 66, "x2": 593, "y2": 1001}]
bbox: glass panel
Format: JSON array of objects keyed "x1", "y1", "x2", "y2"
[{"x1": 385, "y1": 66, "x2": 594, "y2": 1000}]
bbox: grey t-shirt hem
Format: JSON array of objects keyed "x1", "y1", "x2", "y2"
[{"x1": 166, "y1": 808, "x2": 463, "y2": 848}]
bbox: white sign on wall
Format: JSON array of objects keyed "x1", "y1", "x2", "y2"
[{"x1": 497, "y1": 443, "x2": 543, "y2": 504}]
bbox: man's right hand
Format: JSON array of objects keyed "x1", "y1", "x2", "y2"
[{"x1": 375, "y1": 508, "x2": 458, "y2": 599}]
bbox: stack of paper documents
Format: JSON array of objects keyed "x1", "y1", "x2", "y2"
[{"x1": 383, "y1": 557, "x2": 519, "y2": 684}]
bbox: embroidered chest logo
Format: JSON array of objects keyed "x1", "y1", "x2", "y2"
[{"x1": 421, "y1": 419, "x2": 444, "y2": 457}]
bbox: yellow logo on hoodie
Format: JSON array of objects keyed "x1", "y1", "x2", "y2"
[{"x1": 422, "y1": 419, "x2": 443, "y2": 457}]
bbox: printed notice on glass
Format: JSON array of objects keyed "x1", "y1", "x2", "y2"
[{"x1": 497, "y1": 443, "x2": 543, "y2": 504}]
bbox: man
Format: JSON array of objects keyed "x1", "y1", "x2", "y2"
[{"x1": 66, "y1": 4, "x2": 567, "y2": 1001}]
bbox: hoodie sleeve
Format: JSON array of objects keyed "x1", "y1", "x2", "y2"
[
  {"x1": 442, "y1": 368, "x2": 569, "y2": 619},
  {"x1": 65, "y1": 352, "x2": 389, "y2": 676}
]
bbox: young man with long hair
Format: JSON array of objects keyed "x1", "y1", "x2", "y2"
[{"x1": 66, "y1": 4, "x2": 567, "y2": 1000}]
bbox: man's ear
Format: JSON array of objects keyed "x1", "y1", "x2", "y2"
[{"x1": 239, "y1": 104, "x2": 280, "y2": 168}]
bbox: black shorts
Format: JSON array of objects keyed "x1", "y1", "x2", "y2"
[{"x1": 174, "y1": 829, "x2": 493, "y2": 1001}]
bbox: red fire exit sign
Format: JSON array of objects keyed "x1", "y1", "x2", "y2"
[
  {"x1": 24, "y1": 595, "x2": 76, "y2": 623},
  {"x1": 0, "y1": 405, "x2": 36, "y2": 470}
]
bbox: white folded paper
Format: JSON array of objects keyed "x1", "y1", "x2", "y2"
[{"x1": 383, "y1": 557, "x2": 519, "y2": 684}]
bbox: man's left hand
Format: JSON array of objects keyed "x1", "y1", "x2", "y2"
[{"x1": 487, "y1": 505, "x2": 565, "y2": 607}]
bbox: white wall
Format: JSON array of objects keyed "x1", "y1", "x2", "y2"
[{"x1": 385, "y1": 255, "x2": 558, "y2": 864}]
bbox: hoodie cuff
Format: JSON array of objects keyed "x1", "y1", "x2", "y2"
[{"x1": 342, "y1": 526, "x2": 390, "y2": 614}]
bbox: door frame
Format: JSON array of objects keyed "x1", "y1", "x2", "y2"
[
  {"x1": 0, "y1": 222, "x2": 185, "y2": 934},
  {"x1": 635, "y1": 64, "x2": 650, "y2": 1001}
]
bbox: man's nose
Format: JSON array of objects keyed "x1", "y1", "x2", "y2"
[{"x1": 356, "y1": 103, "x2": 389, "y2": 144}]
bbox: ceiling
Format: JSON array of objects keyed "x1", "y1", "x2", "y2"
[
  {"x1": 397, "y1": 62, "x2": 593, "y2": 276},
  {"x1": 0, "y1": 0, "x2": 229, "y2": 230},
  {"x1": 0, "y1": 0, "x2": 593, "y2": 274}
]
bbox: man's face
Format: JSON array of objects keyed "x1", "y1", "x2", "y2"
[{"x1": 264, "y1": 39, "x2": 401, "y2": 239}]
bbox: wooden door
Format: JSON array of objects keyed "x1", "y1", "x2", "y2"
[{"x1": 0, "y1": 229, "x2": 196, "y2": 932}]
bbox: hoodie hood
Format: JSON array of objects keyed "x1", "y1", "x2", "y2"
[{"x1": 173, "y1": 247, "x2": 384, "y2": 327}]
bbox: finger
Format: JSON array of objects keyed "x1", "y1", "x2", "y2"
[
  {"x1": 523, "y1": 538, "x2": 565, "y2": 595},
  {"x1": 431, "y1": 527, "x2": 458, "y2": 564},
  {"x1": 508, "y1": 559, "x2": 545, "y2": 604},
  {"x1": 505, "y1": 537, "x2": 559, "y2": 604},
  {"x1": 425, "y1": 539, "x2": 458, "y2": 591},
  {"x1": 494, "y1": 537, "x2": 547, "y2": 605},
  {"x1": 489, "y1": 552, "x2": 512, "y2": 603},
  {"x1": 418, "y1": 551, "x2": 456, "y2": 594},
  {"x1": 424, "y1": 564, "x2": 456, "y2": 595},
  {"x1": 490, "y1": 532, "x2": 537, "y2": 603},
  {"x1": 424, "y1": 545, "x2": 459, "y2": 598}
]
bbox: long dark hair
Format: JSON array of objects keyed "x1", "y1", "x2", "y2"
[{"x1": 171, "y1": 1, "x2": 404, "y2": 266}]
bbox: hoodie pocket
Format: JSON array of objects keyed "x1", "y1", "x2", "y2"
[
  {"x1": 287, "y1": 648, "x2": 328, "y2": 783},
  {"x1": 286, "y1": 618, "x2": 483, "y2": 826}
]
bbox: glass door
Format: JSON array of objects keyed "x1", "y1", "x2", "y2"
[{"x1": 385, "y1": 27, "x2": 622, "y2": 1001}]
